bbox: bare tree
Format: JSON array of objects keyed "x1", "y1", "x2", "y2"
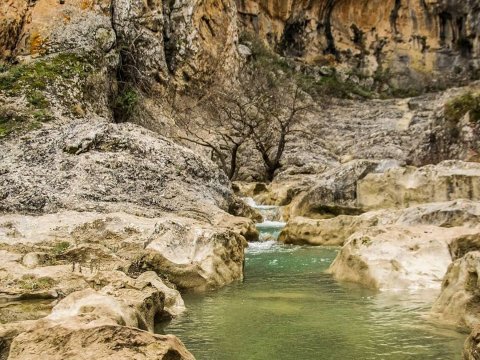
[
  {"x1": 174, "y1": 59, "x2": 312, "y2": 182},
  {"x1": 175, "y1": 88, "x2": 260, "y2": 179},
  {"x1": 243, "y1": 73, "x2": 311, "y2": 181}
]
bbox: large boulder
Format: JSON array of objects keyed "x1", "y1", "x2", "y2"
[
  {"x1": 129, "y1": 217, "x2": 247, "y2": 291},
  {"x1": 0, "y1": 211, "x2": 248, "y2": 294},
  {"x1": 357, "y1": 161, "x2": 480, "y2": 211},
  {"x1": 278, "y1": 214, "x2": 379, "y2": 246},
  {"x1": 0, "y1": 121, "x2": 232, "y2": 216},
  {"x1": 327, "y1": 225, "x2": 480, "y2": 291}
]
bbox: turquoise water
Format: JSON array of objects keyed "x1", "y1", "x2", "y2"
[
  {"x1": 256, "y1": 221, "x2": 286, "y2": 241},
  {"x1": 157, "y1": 243, "x2": 466, "y2": 359}
]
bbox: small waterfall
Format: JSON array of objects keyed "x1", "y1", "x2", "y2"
[
  {"x1": 374, "y1": 159, "x2": 400, "y2": 173},
  {"x1": 243, "y1": 197, "x2": 286, "y2": 242}
]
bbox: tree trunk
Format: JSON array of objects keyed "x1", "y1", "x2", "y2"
[{"x1": 228, "y1": 144, "x2": 239, "y2": 180}]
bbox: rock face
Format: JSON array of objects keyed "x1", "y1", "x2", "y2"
[
  {"x1": 0, "y1": 0, "x2": 239, "y2": 86},
  {"x1": 237, "y1": 0, "x2": 480, "y2": 89},
  {"x1": 0, "y1": 0, "x2": 29, "y2": 59},
  {"x1": 0, "y1": 120, "x2": 231, "y2": 216},
  {"x1": 357, "y1": 161, "x2": 480, "y2": 211},
  {"x1": 3, "y1": 0, "x2": 479, "y2": 96}
]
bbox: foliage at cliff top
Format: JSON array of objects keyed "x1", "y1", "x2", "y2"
[{"x1": 445, "y1": 92, "x2": 480, "y2": 124}]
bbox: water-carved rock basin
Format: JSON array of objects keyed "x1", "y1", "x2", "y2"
[{"x1": 157, "y1": 244, "x2": 466, "y2": 360}]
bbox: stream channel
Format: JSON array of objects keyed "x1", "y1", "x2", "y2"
[{"x1": 157, "y1": 201, "x2": 466, "y2": 359}]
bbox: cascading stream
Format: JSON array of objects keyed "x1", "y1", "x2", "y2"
[
  {"x1": 156, "y1": 199, "x2": 467, "y2": 360},
  {"x1": 243, "y1": 197, "x2": 286, "y2": 242}
]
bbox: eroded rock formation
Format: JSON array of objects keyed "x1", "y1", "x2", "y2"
[
  {"x1": 431, "y1": 251, "x2": 480, "y2": 330},
  {"x1": 1, "y1": 275, "x2": 194, "y2": 360},
  {"x1": 327, "y1": 225, "x2": 480, "y2": 291},
  {"x1": 279, "y1": 199, "x2": 480, "y2": 246}
]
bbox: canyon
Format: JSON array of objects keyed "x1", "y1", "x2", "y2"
[{"x1": 1, "y1": 0, "x2": 480, "y2": 359}]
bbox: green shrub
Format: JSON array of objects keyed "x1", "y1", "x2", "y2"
[
  {"x1": 298, "y1": 73, "x2": 373, "y2": 99},
  {"x1": 17, "y1": 275, "x2": 56, "y2": 291},
  {"x1": 53, "y1": 241, "x2": 71, "y2": 255},
  {"x1": 27, "y1": 91, "x2": 50, "y2": 109},
  {"x1": 445, "y1": 92, "x2": 480, "y2": 124},
  {"x1": 0, "y1": 107, "x2": 27, "y2": 138},
  {"x1": 114, "y1": 87, "x2": 139, "y2": 122},
  {"x1": 32, "y1": 109, "x2": 54, "y2": 122},
  {"x1": 389, "y1": 87, "x2": 422, "y2": 99}
]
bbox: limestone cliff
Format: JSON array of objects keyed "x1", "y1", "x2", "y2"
[{"x1": 237, "y1": 0, "x2": 480, "y2": 89}]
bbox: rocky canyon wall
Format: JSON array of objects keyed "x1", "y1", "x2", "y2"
[
  {"x1": 237, "y1": 0, "x2": 480, "y2": 89},
  {"x1": 2, "y1": 1, "x2": 479, "y2": 91}
]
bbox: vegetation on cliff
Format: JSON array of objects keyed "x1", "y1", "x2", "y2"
[
  {"x1": 445, "y1": 92, "x2": 480, "y2": 125},
  {"x1": 0, "y1": 53, "x2": 99, "y2": 137}
]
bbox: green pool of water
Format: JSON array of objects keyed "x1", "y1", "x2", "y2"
[{"x1": 157, "y1": 243, "x2": 466, "y2": 360}]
